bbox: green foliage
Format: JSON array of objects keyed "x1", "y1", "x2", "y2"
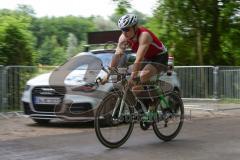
[
  {"x1": 1, "y1": 1, "x2": 239, "y2": 66},
  {"x1": 110, "y1": 0, "x2": 133, "y2": 23},
  {"x1": 147, "y1": 0, "x2": 240, "y2": 65},
  {"x1": 16, "y1": 4, "x2": 36, "y2": 16},
  {"x1": 31, "y1": 16, "x2": 99, "y2": 65},
  {"x1": 0, "y1": 9, "x2": 36, "y2": 65},
  {"x1": 31, "y1": 16, "x2": 96, "y2": 48},
  {"x1": 37, "y1": 36, "x2": 67, "y2": 65},
  {"x1": 1, "y1": 25, "x2": 34, "y2": 65},
  {"x1": 113, "y1": 0, "x2": 132, "y2": 15}
]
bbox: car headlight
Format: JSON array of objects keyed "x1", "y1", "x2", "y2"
[{"x1": 24, "y1": 85, "x2": 31, "y2": 91}]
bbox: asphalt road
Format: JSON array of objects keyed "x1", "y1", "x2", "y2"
[{"x1": 1, "y1": 115, "x2": 240, "y2": 160}]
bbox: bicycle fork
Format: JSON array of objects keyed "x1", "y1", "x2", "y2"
[{"x1": 111, "y1": 90, "x2": 128, "y2": 119}]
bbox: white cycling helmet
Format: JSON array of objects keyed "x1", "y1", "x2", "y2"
[{"x1": 118, "y1": 14, "x2": 138, "y2": 29}]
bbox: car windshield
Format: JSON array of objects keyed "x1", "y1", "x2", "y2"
[
  {"x1": 95, "y1": 53, "x2": 113, "y2": 67},
  {"x1": 76, "y1": 53, "x2": 113, "y2": 70},
  {"x1": 65, "y1": 53, "x2": 114, "y2": 84}
]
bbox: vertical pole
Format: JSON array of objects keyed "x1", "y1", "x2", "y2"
[
  {"x1": 0, "y1": 66, "x2": 11, "y2": 118},
  {"x1": 2, "y1": 67, "x2": 7, "y2": 113},
  {"x1": 0, "y1": 66, "x2": 2, "y2": 112},
  {"x1": 213, "y1": 66, "x2": 219, "y2": 99}
]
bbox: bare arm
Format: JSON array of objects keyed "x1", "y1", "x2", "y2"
[
  {"x1": 110, "y1": 34, "x2": 128, "y2": 67},
  {"x1": 131, "y1": 32, "x2": 152, "y2": 79}
]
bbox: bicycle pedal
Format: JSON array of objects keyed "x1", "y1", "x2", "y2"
[{"x1": 162, "y1": 111, "x2": 173, "y2": 120}]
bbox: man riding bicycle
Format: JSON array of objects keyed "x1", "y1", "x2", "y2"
[
  {"x1": 102, "y1": 13, "x2": 168, "y2": 112},
  {"x1": 94, "y1": 15, "x2": 184, "y2": 148}
]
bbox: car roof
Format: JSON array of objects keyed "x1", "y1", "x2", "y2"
[{"x1": 74, "y1": 49, "x2": 134, "y2": 57}]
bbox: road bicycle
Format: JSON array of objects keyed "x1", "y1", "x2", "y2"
[{"x1": 94, "y1": 64, "x2": 184, "y2": 148}]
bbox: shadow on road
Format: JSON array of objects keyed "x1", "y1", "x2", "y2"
[{"x1": 27, "y1": 120, "x2": 94, "y2": 129}]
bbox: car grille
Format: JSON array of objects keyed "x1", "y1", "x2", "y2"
[
  {"x1": 33, "y1": 104, "x2": 59, "y2": 112},
  {"x1": 32, "y1": 86, "x2": 66, "y2": 95},
  {"x1": 32, "y1": 86, "x2": 66, "y2": 112},
  {"x1": 69, "y1": 103, "x2": 92, "y2": 112},
  {"x1": 56, "y1": 103, "x2": 94, "y2": 118}
]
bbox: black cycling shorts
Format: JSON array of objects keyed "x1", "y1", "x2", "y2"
[{"x1": 142, "y1": 52, "x2": 168, "y2": 73}]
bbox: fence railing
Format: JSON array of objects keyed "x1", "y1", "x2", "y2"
[
  {"x1": 175, "y1": 66, "x2": 240, "y2": 100},
  {"x1": 0, "y1": 65, "x2": 240, "y2": 112},
  {"x1": 0, "y1": 66, "x2": 57, "y2": 113},
  {"x1": 218, "y1": 66, "x2": 240, "y2": 100},
  {"x1": 175, "y1": 66, "x2": 216, "y2": 99}
]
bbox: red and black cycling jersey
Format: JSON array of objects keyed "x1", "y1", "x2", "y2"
[{"x1": 127, "y1": 27, "x2": 167, "y2": 59}]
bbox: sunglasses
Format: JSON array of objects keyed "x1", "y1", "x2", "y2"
[{"x1": 121, "y1": 27, "x2": 130, "y2": 32}]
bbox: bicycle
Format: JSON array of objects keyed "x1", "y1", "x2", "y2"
[{"x1": 94, "y1": 64, "x2": 184, "y2": 148}]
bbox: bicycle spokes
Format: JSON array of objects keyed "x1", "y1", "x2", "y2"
[
  {"x1": 152, "y1": 92, "x2": 184, "y2": 141},
  {"x1": 94, "y1": 91, "x2": 134, "y2": 148}
]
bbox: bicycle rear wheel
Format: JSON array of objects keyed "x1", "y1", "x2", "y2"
[
  {"x1": 94, "y1": 91, "x2": 134, "y2": 148},
  {"x1": 152, "y1": 91, "x2": 184, "y2": 141}
]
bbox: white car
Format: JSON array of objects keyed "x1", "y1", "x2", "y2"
[{"x1": 21, "y1": 50, "x2": 180, "y2": 124}]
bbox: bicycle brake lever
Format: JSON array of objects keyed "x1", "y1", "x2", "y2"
[
  {"x1": 101, "y1": 65, "x2": 109, "y2": 74},
  {"x1": 96, "y1": 77, "x2": 102, "y2": 86}
]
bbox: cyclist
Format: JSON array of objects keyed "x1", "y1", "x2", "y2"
[{"x1": 102, "y1": 13, "x2": 168, "y2": 112}]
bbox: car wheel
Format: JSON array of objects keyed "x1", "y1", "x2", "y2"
[{"x1": 33, "y1": 119, "x2": 50, "y2": 124}]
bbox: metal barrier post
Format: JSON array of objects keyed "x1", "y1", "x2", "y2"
[
  {"x1": 1, "y1": 66, "x2": 7, "y2": 113},
  {"x1": 5, "y1": 66, "x2": 37, "y2": 112},
  {"x1": 2, "y1": 67, "x2": 8, "y2": 113},
  {"x1": 218, "y1": 66, "x2": 240, "y2": 101},
  {"x1": 213, "y1": 66, "x2": 219, "y2": 99},
  {"x1": 0, "y1": 66, "x2": 11, "y2": 118},
  {"x1": 0, "y1": 65, "x2": 3, "y2": 112}
]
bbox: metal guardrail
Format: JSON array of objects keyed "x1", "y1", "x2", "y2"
[
  {"x1": 218, "y1": 66, "x2": 240, "y2": 100},
  {"x1": 175, "y1": 66, "x2": 216, "y2": 99},
  {"x1": 0, "y1": 66, "x2": 57, "y2": 113},
  {"x1": 0, "y1": 65, "x2": 240, "y2": 113},
  {"x1": 175, "y1": 66, "x2": 240, "y2": 100}
]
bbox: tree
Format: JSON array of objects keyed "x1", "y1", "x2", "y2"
[
  {"x1": 147, "y1": 0, "x2": 240, "y2": 65},
  {"x1": 0, "y1": 25, "x2": 34, "y2": 65},
  {"x1": 38, "y1": 36, "x2": 67, "y2": 65},
  {"x1": 112, "y1": 0, "x2": 132, "y2": 15},
  {"x1": 31, "y1": 16, "x2": 95, "y2": 48},
  {"x1": 16, "y1": 4, "x2": 35, "y2": 16},
  {"x1": 66, "y1": 33, "x2": 78, "y2": 59},
  {"x1": 109, "y1": 0, "x2": 148, "y2": 27},
  {"x1": 109, "y1": 0, "x2": 132, "y2": 23},
  {"x1": 0, "y1": 9, "x2": 36, "y2": 65}
]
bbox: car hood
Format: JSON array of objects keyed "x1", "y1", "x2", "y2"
[
  {"x1": 27, "y1": 72, "x2": 52, "y2": 86},
  {"x1": 27, "y1": 70, "x2": 106, "y2": 86}
]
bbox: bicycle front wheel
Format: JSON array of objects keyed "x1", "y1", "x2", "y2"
[
  {"x1": 152, "y1": 91, "x2": 184, "y2": 141},
  {"x1": 94, "y1": 91, "x2": 134, "y2": 148}
]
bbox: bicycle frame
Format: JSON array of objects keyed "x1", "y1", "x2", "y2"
[
  {"x1": 95, "y1": 65, "x2": 184, "y2": 148},
  {"x1": 98, "y1": 65, "x2": 171, "y2": 121},
  {"x1": 110, "y1": 89, "x2": 129, "y2": 119}
]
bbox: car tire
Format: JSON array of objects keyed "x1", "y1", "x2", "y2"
[{"x1": 33, "y1": 119, "x2": 50, "y2": 124}]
